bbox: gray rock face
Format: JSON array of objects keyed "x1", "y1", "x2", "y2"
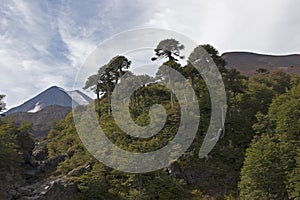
[
  {"x1": 15, "y1": 177, "x2": 77, "y2": 200},
  {"x1": 32, "y1": 142, "x2": 48, "y2": 161},
  {"x1": 4, "y1": 141, "x2": 78, "y2": 200},
  {"x1": 67, "y1": 164, "x2": 92, "y2": 177},
  {"x1": 37, "y1": 155, "x2": 67, "y2": 174}
]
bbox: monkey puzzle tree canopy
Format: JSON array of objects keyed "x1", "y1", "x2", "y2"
[{"x1": 151, "y1": 38, "x2": 184, "y2": 62}]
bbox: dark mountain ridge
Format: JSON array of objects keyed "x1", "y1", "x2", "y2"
[
  {"x1": 221, "y1": 52, "x2": 300, "y2": 76},
  {"x1": 7, "y1": 105, "x2": 72, "y2": 138}
]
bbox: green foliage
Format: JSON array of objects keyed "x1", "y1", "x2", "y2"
[
  {"x1": 46, "y1": 107, "x2": 185, "y2": 199},
  {"x1": 0, "y1": 118, "x2": 34, "y2": 184},
  {"x1": 84, "y1": 56, "x2": 131, "y2": 93},
  {"x1": 152, "y1": 39, "x2": 185, "y2": 109},
  {"x1": 106, "y1": 170, "x2": 185, "y2": 200},
  {"x1": 269, "y1": 82, "x2": 300, "y2": 139},
  {"x1": 47, "y1": 113, "x2": 92, "y2": 174},
  {"x1": 239, "y1": 134, "x2": 292, "y2": 199},
  {"x1": 239, "y1": 80, "x2": 300, "y2": 199},
  {"x1": 0, "y1": 119, "x2": 21, "y2": 174},
  {"x1": 0, "y1": 42, "x2": 294, "y2": 199},
  {"x1": 201, "y1": 44, "x2": 227, "y2": 72},
  {"x1": 44, "y1": 43, "x2": 300, "y2": 199},
  {"x1": 143, "y1": 171, "x2": 185, "y2": 199},
  {"x1": 47, "y1": 113, "x2": 77, "y2": 157},
  {"x1": 75, "y1": 163, "x2": 114, "y2": 200},
  {"x1": 84, "y1": 55, "x2": 132, "y2": 115},
  {"x1": 288, "y1": 148, "x2": 300, "y2": 199},
  {"x1": 190, "y1": 189, "x2": 206, "y2": 200}
]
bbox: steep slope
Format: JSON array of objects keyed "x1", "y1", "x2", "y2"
[
  {"x1": 222, "y1": 52, "x2": 300, "y2": 76},
  {"x1": 6, "y1": 86, "x2": 92, "y2": 114},
  {"x1": 7, "y1": 105, "x2": 72, "y2": 137}
]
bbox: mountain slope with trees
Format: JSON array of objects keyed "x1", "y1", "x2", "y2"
[{"x1": 0, "y1": 42, "x2": 299, "y2": 199}]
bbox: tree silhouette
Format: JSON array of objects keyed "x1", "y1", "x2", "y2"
[
  {"x1": 151, "y1": 39, "x2": 184, "y2": 62},
  {"x1": 201, "y1": 44, "x2": 227, "y2": 74},
  {"x1": 152, "y1": 39, "x2": 184, "y2": 108},
  {"x1": 107, "y1": 55, "x2": 131, "y2": 84},
  {"x1": 84, "y1": 56, "x2": 131, "y2": 115}
]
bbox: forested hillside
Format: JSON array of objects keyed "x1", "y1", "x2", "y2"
[{"x1": 0, "y1": 42, "x2": 299, "y2": 199}]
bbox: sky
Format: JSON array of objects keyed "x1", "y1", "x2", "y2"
[{"x1": 0, "y1": 0, "x2": 299, "y2": 109}]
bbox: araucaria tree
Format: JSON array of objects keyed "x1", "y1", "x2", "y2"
[
  {"x1": 152, "y1": 39, "x2": 185, "y2": 108},
  {"x1": 84, "y1": 55, "x2": 131, "y2": 115}
]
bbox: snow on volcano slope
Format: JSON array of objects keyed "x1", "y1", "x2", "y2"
[{"x1": 6, "y1": 86, "x2": 92, "y2": 114}]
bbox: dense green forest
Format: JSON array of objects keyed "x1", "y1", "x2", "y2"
[{"x1": 0, "y1": 41, "x2": 299, "y2": 199}]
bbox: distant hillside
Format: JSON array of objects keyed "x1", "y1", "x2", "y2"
[
  {"x1": 7, "y1": 105, "x2": 72, "y2": 138},
  {"x1": 221, "y1": 52, "x2": 300, "y2": 76},
  {"x1": 6, "y1": 86, "x2": 92, "y2": 114}
]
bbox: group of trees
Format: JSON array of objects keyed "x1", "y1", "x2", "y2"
[
  {"x1": 239, "y1": 77, "x2": 300, "y2": 199},
  {"x1": 0, "y1": 118, "x2": 35, "y2": 199},
  {"x1": 46, "y1": 56, "x2": 300, "y2": 199},
  {"x1": 1, "y1": 38, "x2": 299, "y2": 199},
  {"x1": 80, "y1": 39, "x2": 300, "y2": 199},
  {"x1": 84, "y1": 39, "x2": 229, "y2": 112},
  {"x1": 84, "y1": 56, "x2": 131, "y2": 115},
  {"x1": 81, "y1": 39, "x2": 279, "y2": 199}
]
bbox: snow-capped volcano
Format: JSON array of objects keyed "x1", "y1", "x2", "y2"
[{"x1": 6, "y1": 86, "x2": 92, "y2": 114}]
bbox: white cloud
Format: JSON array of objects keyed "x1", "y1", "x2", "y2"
[
  {"x1": 144, "y1": 0, "x2": 300, "y2": 54},
  {"x1": 0, "y1": 0, "x2": 70, "y2": 108}
]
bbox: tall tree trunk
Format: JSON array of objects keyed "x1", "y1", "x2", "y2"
[
  {"x1": 170, "y1": 81, "x2": 174, "y2": 108},
  {"x1": 105, "y1": 71, "x2": 112, "y2": 115},
  {"x1": 191, "y1": 75, "x2": 194, "y2": 88},
  {"x1": 96, "y1": 87, "x2": 101, "y2": 117},
  {"x1": 168, "y1": 69, "x2": 174, "y2": 108},
  {"x1": 142, "y1": 86, "x2": 146, "y2": 112}
]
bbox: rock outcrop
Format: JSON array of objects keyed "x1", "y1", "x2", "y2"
[{"x1": 2, "y1": 139, "x2": 80, "y2": 200}]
